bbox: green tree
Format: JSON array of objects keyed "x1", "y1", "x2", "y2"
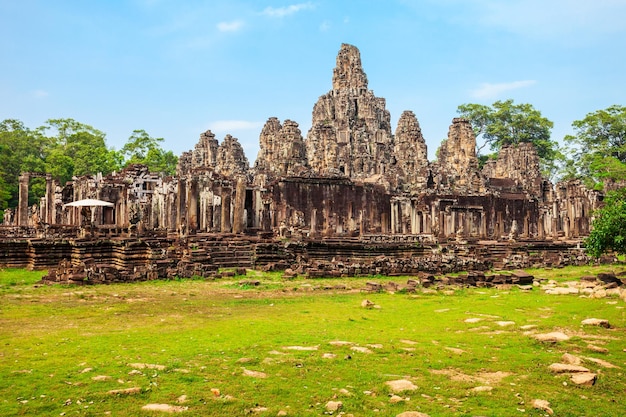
[
  {"x1": 121, "y1": 130, "x2": 178, "y2": 175},
  {"x1": 0, "y1": 119, "x2": 47, "y2": 210},
  {"x1": 585, "y1": 189, "x2": 626, "y2": 258},
  {"x1": 457, "y1": 100, "x2": 559, "y2": 177},
  {"x1": 564, "y1": 105, "x2": 626, "y2": 190},
  {"x1": 40, "y1": 118, "x2": 121, "y2": 184}
]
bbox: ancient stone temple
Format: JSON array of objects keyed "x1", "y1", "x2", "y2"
[
  {"x1": 1, "y1": 43, "x2": 605, "y2": 279},
  {"x1": 306, "y1": 44, "x2": 394, "y2": 179}
]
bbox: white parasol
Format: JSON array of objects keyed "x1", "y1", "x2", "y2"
[{"x1": 63, "y1": 199, "x2": 114, "y2": 208}]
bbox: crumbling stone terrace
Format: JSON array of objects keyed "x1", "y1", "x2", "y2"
[{"x1": 0, "y1": 44, "x2": 603, "y2": 283}]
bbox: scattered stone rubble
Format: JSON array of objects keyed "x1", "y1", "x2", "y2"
[{"x1": 0, "y1": 43, "x2": 613, "y2": 281}]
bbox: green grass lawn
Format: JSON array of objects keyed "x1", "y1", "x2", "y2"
[{"x1": 0, "y1": 267, "x2": 624, "y2": 416}]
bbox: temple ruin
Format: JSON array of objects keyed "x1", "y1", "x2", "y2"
[{"x1": 0, "y1": 44, "x2": 604, "y2": 282}]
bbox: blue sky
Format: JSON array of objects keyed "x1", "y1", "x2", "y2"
[{"x1": 1, "y1": 0, "x2": 625, "y2": 162}]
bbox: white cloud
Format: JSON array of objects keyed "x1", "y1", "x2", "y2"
[
  {"x1": 217, "y1": 20, "x2": 244, "y2": 32},
  {"x1": 209, "y1": 120, "x2": 263, "y2": 132},
  {"x1": 470, "y1": 80, "x2": 536, "y2": 99},
  {"x1": 261, "y1": 2, "x2": 314, "y2": 18},
  {"x1": 319, "y1": 20, "x2": 331, "y2": 31}
]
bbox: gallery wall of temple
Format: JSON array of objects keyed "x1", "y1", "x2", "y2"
[{"x1": 6, "y1": 43, "x2": 602, "y2": 243}]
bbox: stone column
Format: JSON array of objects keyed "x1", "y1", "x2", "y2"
[
  {"x1": 480, "y1": 211, "x2": 487, "y2": 239},
  {"x1": 17, "y1": 173, "x2": 29, "y2": 226},
  {"x1": 45, "y1": 174, "x2": 54, "y2": 224},
  {"x1": 390, "y1": 201, "x2": 396, "y2": 234},
  {"x1": 177, "y1": 178, "x2": 187, "y2": 234},
  {"x1": 254, "y1": 189, "x2": 263, "y2": 229},
  {"x1": 206, "y1": 201, "x2": 214, "y2": 231},
  {"x1": 310, "y1": 208, "x2": 317, "y2": 237},
  {"x1": 232, "y1": 177, "x2": 246, "y2": 234},
  {"x1": 358, "y1": 210, "x2": 363, "y2": 236},
  {"x1": 381, "y1": 212, "x2": 389, "y2": 234},
  {"x1": 221, "y1": 186, "x2": 232, "y2": 233},
  {"x1": 187, "y1": 178, "x2": 198, "y2": 233},
  {"x1": 552, "y1": 202, "x2": 559, "y2": 240}
]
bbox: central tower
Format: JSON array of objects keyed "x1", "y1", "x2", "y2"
[{"x1": 305, "y1": 44, "x2": 394, "y2": 179}]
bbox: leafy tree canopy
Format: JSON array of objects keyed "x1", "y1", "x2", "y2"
[
  {"x1": 457, "y1": 100, "x2": 560, "y2": 178},
  {"x1": 0, "y1": 119, "x2": 47, "y2": 208},
  {"x1": 0, "y1": 119, "x2": 178, "y2": 219},
  {"x1": 564, "y1": 105, "x2": 626, "y2": 190},
  {"x1": 121, "y1": 130, "x2": 178, "y2": 176},
  {"x1": 40, "y1": 118, "x2": 122, "y2": 184},
  {"x1": 585, "y1": 188, "x2": 626, "y2": 258}
]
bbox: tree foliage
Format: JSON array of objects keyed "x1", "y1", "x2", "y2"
[
  {"x1": 121, "y1": 129, "x2": 178, "y2": 176},
  {"x1": 457, "y1": 100, "x2": 559, "y2": 177},
  {"x1": 585, "y1": 189, "x2": 626, "y2": 258},
  {"x1": 0, "y1": 119, "x2": 47, "y2": 208},
  {"x1": 564, "y1": 105, "x2": 626, "y2": 190},
  {"x1": 40, "y1": 118, "x2": 122, "y2": 184},
  {"x1": 0, "y1": 118, "x2": 177, "y2": 219}
]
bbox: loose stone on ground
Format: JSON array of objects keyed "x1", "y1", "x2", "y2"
[
  {"x1": 385, "y1": 379, "x2": 418, "y2": 393},
  {"x1": 141, "y1": 403, "x2": 188, "y2": 413}
]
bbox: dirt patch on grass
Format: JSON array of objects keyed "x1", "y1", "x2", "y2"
[{"x1": 430, "y1": 368, "x2": 512, "y2": 385}]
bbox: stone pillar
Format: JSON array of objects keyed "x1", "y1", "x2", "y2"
[
  {"x1": 390, "y1": 201, "x2": 396, "y2": 234},
  {"x1": 358, "y1": 210, "x2": 364, "y2": 236},
  {"x1": 232, "y1": 177, "x2": 246, "y2": 234},
  {"x1": 381, "y1": 212, "x2": 389, "y2": 234},
  {"x1": 45, "y1": 174, "x2": 54, "y2": 224},
  {"x1": 206, "y1": 203, "x2": 214, "y2": 231},
  {"x1": 254, "y1": 189, "x2": 263, "y2": 229},
  {"x1": 188, "y1": 178, "x2": 198, "y2": 232},
  {"x1": 221, "y1": 186, "x2": 232, "y2": 233},
  {"x1": 17, "y1": 173, "x2": 29, "y2": 226},
  {"x1": 310, "y1": 208, "x2": 317, "y2": 237},
  {"x1": 177, "y1": 178, "x2": 187, "y2": 233},
  {"x1": 552, "y1": 202, "x2": 559, "y2": 240},
  {"x1": 523, "y1": 214, "x2": 530, "y2": 238}
]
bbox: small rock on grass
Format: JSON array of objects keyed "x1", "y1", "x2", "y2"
[
  {"x1": 141, "y1": 404, "x2": 187, "y2": 413},
  {"x1": 361, "y1": 299, "x2": 375, "y2": 308},
  {"x1": 389, "y1": 394, "x2": 408, "y2": 403},
  {"x1": 242, "y1": 369, "x2": 267, "y2": 378},
  {"x1": 584, "y1": 357, "x2": 618, "y2": 368},
  {"x1": 396, "y1": 412, "x2": 430, "y2": 417},
  {"x1": 587, "y1": 344, "x2": 609, "y2": 354},
  {"x1": 127, "y1": 363, "x2": 166, "y2": 371},
  {"x1": 570, "y1": 372, "x2": 597, "y2": 386},
  {"x1": 385, "y1": 379, "x2": 418, "y2": 392},
  {"x1": 533, "y1": 332, "x2": 570, "y2": 342},
  {"x1": 561, "y1": 353, "x2": 582, "y2": 365},
  {"x1": 548, "y1": 363, "x2": 590, "y2": 373},
  {"x1": 107, "y1": 387, "x2": 141, "y2": 395},
  {"x1": 532, "y1": 399, "x2": 554, "y2": 415},
  {"x1": 495, "y1": 321, "x2": 515, "y2": 327},
  {"x1": 581, "y1": 318, "x2": 610, "y2": 328},
  {"x1": 325, "y1": 401, "x2": 342, "y2": 412}
]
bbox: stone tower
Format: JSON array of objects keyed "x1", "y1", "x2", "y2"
[
  {"x1": 254, "y1": 117, "x2": 308, "y2": 178},
  {"x1": 192, "y1": 130, "x2": 219, "y2": 170},
  {"x1": 306, "y1": 44, "x2": 394, "y2": 179},
  {"x1": 216, "y1": 135, "x2": 249, "y2": 178},
  {"x1": 434, "y1": 118, "x2": 484, "y2": 193},
  {"x1": 393, "y1": 110, "x2": 429, "y2": 190}
]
